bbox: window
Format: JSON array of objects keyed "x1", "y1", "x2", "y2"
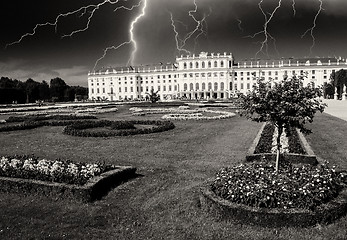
[
  {"x1": 190, "y1": 83, "x2": 194, "y2": 91},
  {"x1": 208, "y1": 82, "x2": 212, "y2": 90},
  {"x1": 184, "y1": 74, "x2": 187, "y2": 78},
  {"x1": 208, "y1": 72, "x2": 212, "y2": 77},
  {"x1": 247, "y1": 83, "x2": 250, "y2": 89},
  {"x1": 214, "y1": 82, "x2": 218, "y2": 91},
  {"x1": 234, "y1": 84, "x2": 237, "y2": 90},
  {"x1": 163, "y1": 86, "x2": 166, "y2": 91},
  {"x1": 125, "y1": 87, "x2": 127, "y2": 92},
  {"x1": 189, "y1": 73, "x2": 193, "y2": 78},
  {"x1": 119, "y1": 87, "x2": 121, "y2": 93},
  {"x1": 195, "y1": 73, "x2": 199, "y2": 77},
  {"x1": 169, "y1": 86, "x2": 172, "y2": 91},
  {"x1": 201, "y1": 73, "x2": 205, "y2": 77},
  {"x1": 130, "y1": 87, "x2": 133, "y2": 92},
  {"x1": 158, "y1": 86, "x2": 161, "y2": 91},
  {"x1": 220, "y1": 72, "x2": 224, "y2": 77},
  {"x1": 184, "y1": 62, "x2": 187, "y2": 69},
  {"x1": 234, "y1": 72, "x2": 238, "y2": 76},
  {"x1": 196, "y1": 62, "x2": 199, "y2": 68},
  {"x1": 268, "y1": 71, "x2": 272, "y2": 76},
  {"x1": 196, "y1": 83, "x2": 199, "y2": 90},
  {"x1": 110, "y1": 88, "x2": 113, "y2": 94},
  {"x1": 241, "y1": 83, "x2": 244, "y2": 89},
  {"x1": 189, "y1": 62, "x2": 193, "y2": 69},
  {"x1": 202, "y1": 83, "x2": 206, "y2": 90},
  {"x1": 214, "y1": 61, "x2": 218, "y2": 68},
  {"x1": 91, "y1": 89, "x2": 94, "y2": 94},
  {"x1": 102, "y1": 88, "x2": 105, "y2": 93},
  {"x1": 220, "y1": 61, "x2": 224, "y2": 68},
  {"x1": 214, "y1": 72, "x2": 218, "y2": 77},
  {"x1": 202, "y1": 62, "x2": 205, "y2": 68},
  {"x1": 184, "y1": 83, "x2": 187, "y2": 91},
  {"x1": 241, "y1": 72, "x2": 244, "y2": 76},
  {"x1": 247, "y1": 72, "x2": 250, "y2": 76},
  {"x1": 221, "y1": 82, "x2": 224, "y2": 91},
  {"x1": 312, "y1": 70, "x2": 316, "y2": 74},
  {"x1": 275, "y1": 71, "x2": 278, "y2": 75},
  {"x1": 208, "y1": 61, "x2": 211, "y2": 68}
]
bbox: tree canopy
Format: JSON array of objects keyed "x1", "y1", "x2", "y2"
[{"x1": 239, "y1": 76, "x2": 326, "y2": 171}]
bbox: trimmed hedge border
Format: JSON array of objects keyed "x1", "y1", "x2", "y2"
[
  {"x1": 5, "y1": 114, "x2": 97, "y2": 123},
  {"x1": 200, "y1": 180, "x2": 347, "y2": 227},
  {"x1": 63, "y1": 120, "x2": 175, "y2": 137},
  {"x1": 246, "y1": 123, "x2": 318, "y2": 165},
  {"x1": 0, "y1": 165, "x2": 136, "y2": 202}
]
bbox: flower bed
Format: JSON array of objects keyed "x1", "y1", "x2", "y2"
[
  {"x1": 162, "y1": 110, "x2": 236, "y2": 121},
  {"x1": 63, "y1": 120, "x2": 175, "y2": 137},
  {"x1": 200, "y1": 161, "x2": 347, "y2": 227},
  {"x1": 0, "y1": 155, "x2": 137, "y2": 202},
  {"x1": 247, "y1": 123, "x2": 317, "y2": 165}
]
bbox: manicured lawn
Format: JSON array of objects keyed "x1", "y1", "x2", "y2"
[{"x1": 0, "y1": 106, "x2": 346, "y2": 239}]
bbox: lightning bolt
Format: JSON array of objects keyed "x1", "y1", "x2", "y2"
[
  {"x1": 5, "y1": 0, "x2": 126, "y2": 48},
  {"x1": 245, "y1": 0, "x2": 282, "y2": 58},
  {"x1": 128, "y1": 0, "x2": 147, "y2": 66},
  {"x1": 292, "y1": 0, "x2": 296, "y2": 17},
  {"x1": 301, "y1": 0, "x2": 323, "y2": 56},
  {"x1": 168, "y1": 12, "x2": 191, "y2": 55},
  {"x1": 169, "y1": 0, "x2": 210, "y2": 55},
  {"x1": 236, "y1": 18, "x2": 244, "y2": 32},
  {"x1": 93, "y1": 0, "x2": 147, "y2": 69}
]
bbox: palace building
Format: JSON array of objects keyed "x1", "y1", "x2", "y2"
[{"x1": 88, "y1": 52, "x2": 347, "y2": 101}]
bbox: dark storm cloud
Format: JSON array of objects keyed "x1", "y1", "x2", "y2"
[{"x1": 1, "y1": 0, "x2": 347, "y2": 86}]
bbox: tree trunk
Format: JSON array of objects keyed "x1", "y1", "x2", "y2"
[{"x1": 275, "y1": 126, "x2": 283, "y2": 172}]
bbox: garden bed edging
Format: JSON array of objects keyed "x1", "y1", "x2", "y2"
[{"x1": 0, "y1": 165, "x2": 136, "y2": 202}]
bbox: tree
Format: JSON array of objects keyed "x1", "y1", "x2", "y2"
[
  {"x1": 331, "y1": 69, "x2": 347, "y2": 98},
  {"x1": 239, "y1": 76, "x2": 326, "y2": 171},
  {"x1": 50, "y1": 78, "x2": 68, "y2": 102},
  {"x1": 146, "y1": 88, "x2": 160, "y2": 103}
]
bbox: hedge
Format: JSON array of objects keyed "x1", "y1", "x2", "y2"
[{"x1": 63, "y1": 120, "x2": 175, "y2": 137}]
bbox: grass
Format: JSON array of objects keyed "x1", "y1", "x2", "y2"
[{"x1": 0, "y1": 106, "x2": 346, "y2": 239}]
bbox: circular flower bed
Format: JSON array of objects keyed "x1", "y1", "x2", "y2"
[
  {"x1": 201, "y1": 161, "x2": 347, "y2": 227},
  {"x1": 0, "y1": 155, "x2": 113, "y2": 185},
  {"x1": 211, "y1": 161, "x2": 345, "y2": 210},
  {"x1": 63, "y1": 120, "x2": 175, "y2": 137}
]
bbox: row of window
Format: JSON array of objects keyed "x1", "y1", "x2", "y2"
[
  {"x1": 183, "y1": 72, "x2": 226, "y2": 78},
  {"x1": 183, "y1": 60, "x2": 226, "y2": 69},
  {"x1": 90, "y1": 74, "x2": 180, "y2": 83},
  {"x1": 91, "y1": 85, "x2": 178, "y2": 94},
  {"x1": 182, "y1": 82, "x2": 225, "y2": 91}
]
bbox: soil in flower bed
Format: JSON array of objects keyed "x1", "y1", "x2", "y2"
[{"x1": 254, "y1": 123, "x2": 306, "y2": 154}]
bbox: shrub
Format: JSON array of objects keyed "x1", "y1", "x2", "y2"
[
  {"x1": 211, "y1": 161, "x2": 344, "y2": 210},
  {"x1": 6, "y1": 114, "x2": 96, "y2": 123}
]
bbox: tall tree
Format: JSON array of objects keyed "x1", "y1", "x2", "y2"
[
  {"x1": 331, "y1": 69, "x2": 347, "y2": 98},
  {"x1": 239, "y1": 76, "x2": 326, "y2": 171},
  {"x1": 50, "y1": 77, "x2": 68, "y2": 102}
]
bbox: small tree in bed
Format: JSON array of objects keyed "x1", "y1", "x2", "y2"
[
  {"x1": 239, "y1": 76, "x2": 326, "y2": 171},
  {"x1": 146, "y1": 88, "x2": 160, "y2": 103}
]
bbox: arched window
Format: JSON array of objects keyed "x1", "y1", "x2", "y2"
[
  {"x1": 184, "y1": 62, "x2": 187, "y2": 69},
  {"x1": 190, "y1": 83, "x2": 194, "y2": 91},
  {"x1": 220, "y1": 61, "x2": 224, "y2": 68},
  {"x1": 208, "y1": 82, "x2": 212, "y2": 90},
  {"x1": 110, "y1": 87, "x2": 113, "y2": 94},
  {"x1": 202, "y1": 62, "x2": 205, "y2": 68},
  {"x1": 196, "y1": 83, "x2": 199, "y2": 90},
  {"x1": 208, "y1": 61, "x2": 212, "y2": 68},
  {"x1": 184, "y1": 83, "x2": 187, "y2": 90},
  {"x1": 202, "y1": 83, "x2": 206, "y2": 90},
  {"x1": 220, "y1": 82, "x2": 224, "y2": 91},
  {"x1": 189, "y1": 62, "x2": 193, "y2": 69},
  {"x1": 214, "y1": 82, "x2": 218, "y2": 91},
  {"x1": 196, "y1": 62, "x2": 199, "y2": 69},
  {"x1": 214, "y1": 61, "x2": 218, "y2": 68}
]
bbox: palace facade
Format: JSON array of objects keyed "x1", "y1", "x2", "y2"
[{"x1": 88, "y1": 52, "x2": 347, "y2": 101}]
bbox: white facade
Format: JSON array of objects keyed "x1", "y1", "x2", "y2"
[{"x1": 88, "y1": 52, "x2": 347, "y2": 101}]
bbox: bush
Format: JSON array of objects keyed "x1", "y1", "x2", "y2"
[
  {"x1": 6, "y1": 114, "x2": 96, "y2": 123},
  {"x1": 63, "y1": 120, "x2": 175, "y2": 137},
  {"x1": 211, "y1": 161, "x2": 345, "y2": 210}
]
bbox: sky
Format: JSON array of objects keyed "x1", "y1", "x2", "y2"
[{"x1": 0, "y1": 0, "x2": 347, "y2": 87}]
